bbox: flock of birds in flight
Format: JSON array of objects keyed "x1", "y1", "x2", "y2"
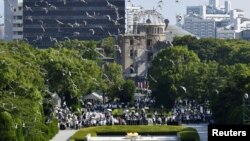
[
  {"x1": 3, "y1": 0, "x2": 127, "y2": 43},
  {"x1": 1, "y1": 0, "x2": 183, "y2": 76},
  {"x1": 0, "y1": 0, "x2": 187, "y2": 129},
  {"x1": 1, "y1": 0, "x2": 183, "y2": 43}
]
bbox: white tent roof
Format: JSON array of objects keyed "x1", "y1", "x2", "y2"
[{"x1": 84, "y1": 92, "x2": 103, "y2": 102}]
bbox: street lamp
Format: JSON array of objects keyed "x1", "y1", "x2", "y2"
[{"x1": 243, "y1": 93, "x2": 250, "y2": 124}]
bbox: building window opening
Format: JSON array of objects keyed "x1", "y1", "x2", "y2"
[
  {"x1": 147, "y1": 39, "x2": 152, "y2": 46},
  {"x1": 130, "y1": 49, "x2": 134, "y2": 58},
  {"x1": 134, "y1": 50, "x2": 138, "y2": 57},
  {"x1": 130, "y1": 39, "x2": 134, "y2": 45}
]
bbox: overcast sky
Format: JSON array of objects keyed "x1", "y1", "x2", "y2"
[{"x1": 0, "y1": 0, "x2": 250, "y2": 24}]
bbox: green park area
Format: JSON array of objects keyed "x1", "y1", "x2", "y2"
[
  {"x1": 70, "y1": 125, "x2": 200, "y2": 141},
  {"x1": 1, "y1": 36, "x2": 250, "y2": 141}
]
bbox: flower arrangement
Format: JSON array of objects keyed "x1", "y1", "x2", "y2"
[{"x1": 126, "y1": 132, "x2": 139, "y2": 138}]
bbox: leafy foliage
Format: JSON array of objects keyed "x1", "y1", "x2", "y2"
[
  {"x1": 149, "y1": 36, "x2": 250, "y2": 124},
  {"x1": 119, "y1": 80, "x2": 136, "y2": 105},
  {"x1": 0, "y1": 111, "x2": 16, "y2": 141},
  {"x1": 0, "y1": 39, "x2": 125, "y2": 140}
]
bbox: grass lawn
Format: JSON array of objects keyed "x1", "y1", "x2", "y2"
[{"x1": 70, "y1": 125, "x2": 199, "y2": 141}]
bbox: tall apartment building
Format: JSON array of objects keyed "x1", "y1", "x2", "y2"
[
  {"x1": 13, "y1": 2, "x2": 23, "y2": 40},
  {"x1": 184, "y1": 15, "x2": 216, "y2": 38},
  {"x1": 183, "y1": 0, "x2": 250, "y2": 39},
  {"x1": 3, "y1": 0, "x2": 23, "y2": 41},
  {"x1": 0, "y1": 24, "x2": 4, "y2": 39},
  {"x1": 125, "y1": 4, "x2": 141, "y2": 34},
  {"x1": 23, "y1": 0, "x2": 125, "y2": 48}
]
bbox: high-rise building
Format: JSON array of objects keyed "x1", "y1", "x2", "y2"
[
  {"x1": 125, "y1": 4, "x2": 141, "y2": 34},
  {"x1": 0, "y1": 24, "x2": 4, "y2": 39},
  {"x1": 23, "y1": 0, "x2": 125, "y2": 48},
  {"x1": 183, "y1": 0, "x2": 250, "y2": 39},
  {"x1": 4, "y1": 0, "x2": 19, "y2": 40},
  {"x1": 209, "y1": 0, "x2": 219, "y2": 9},
  {"x1": 13, "y1": 2, "x2": 23, "y2": 40}
]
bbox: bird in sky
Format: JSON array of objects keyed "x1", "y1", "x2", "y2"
[
  {"x1": 50, "y1": 36, "x2": 58, "y2": 43},
  {"x1": 114, "y1": 45, "x2": 121, "y2": 53},
  {"x1": 149, "y1": 74, "x2": 158, "y2": 83},
  {"x1": 158, "y1": 0, "x2": 163, "y2": 4},
  {"x1": 67, "y1": 23, "x2": 74, "y2": 28},
  {"x1": 42, "y1": 7, "x2": 48, "y2": 14},
  {"x1": 80, "y1": 0, "x2": 88, "y2": 4},
  {"x1": 105, "y1": 15, "x2": 112, "y2": 21},
  {"x1": 50, "y1": 5, "x2": 57, "y2": 10},
  {"x1": 89, "y1": 29, "x2": 95, "y2": 35},
  {"x1": 73, "y1": 32, "x2": 80, "y2": 36},
  {"x1": 56, "y1": 19, "x2": 64, "y2": 25},
  {"x1": 97, "y1": 25, "x2": 104, "y2": 31},
  {"x1": 180, "y1": 86, "x2": 187, "y2": 93},
  {"x1": 82, "y1": 20, "x2": 87, "y2": 26},
  {"x1": 25, "y1": 5, "x2": 33, "y2": 12},
  {"x1": 27, "y1": 16, "x2": 33, "y2": 22},
  {"x1": 41, "y1": 25, "x2": 45, "y2": 32}
]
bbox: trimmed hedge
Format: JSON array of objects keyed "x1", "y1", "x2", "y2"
[
  {"x1": 70, "y1": 125, "x2": 199, "y2": 141},
  {"x1": 177, "y1": 131, "x2": 200, "y2": 141}
]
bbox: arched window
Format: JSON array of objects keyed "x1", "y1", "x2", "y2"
[{"x1": 130, "y1": 65, "x2": 134, "y2": 73}]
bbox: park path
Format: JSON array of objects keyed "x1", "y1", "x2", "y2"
[{"x1": 50, "y1": 130, "x2": 78, "y2": 141}]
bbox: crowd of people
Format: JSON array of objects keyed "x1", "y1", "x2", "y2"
[
  {"x1": 54, "y1": 97, "x2": 212, "y2": 130},
  {"x1": 171, "y1": 99, "x2": 213, "y2": 124}
]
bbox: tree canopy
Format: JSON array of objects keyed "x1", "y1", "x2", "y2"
[
  {"x1": 0, "y1": 38, "x2": 125, "y2": 140},
  {"x1": 149, "y1": 36, "x2": 250, "y2": 124}
]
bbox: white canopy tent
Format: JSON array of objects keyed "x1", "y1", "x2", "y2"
[{"x1": 84, "y1": 92, "x2": 103, "y2": 102}]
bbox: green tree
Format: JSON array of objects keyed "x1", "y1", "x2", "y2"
[
  {"x1": 40, "y1": 48, "x2": 103, "y2": 111},
  {"x1": 210, "y1": 64, "x2": 250, "y2": 124},
  {"x1": 148, "y1": 46, "x2": 200, "y2": 108},
  {"x1": 0, "y1": 111, "x2": 16, "y2": 141},
  {"x1": 102, "y1": 62, "x2": 125, "y2": 99},
  {"x1": 54, "y1": 39, "x2": 99, "y2": 60},
  {"x1": 100, "y1": 37, "x2": 115, "y2": 57},
  {"x1": 119, "y1": 80, "x2": 135, "y2": 105}
]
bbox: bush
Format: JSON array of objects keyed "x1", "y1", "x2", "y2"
[
  {"x1": 0, "y1": 111, "x2": 16, "y2": 141},
  {"x1": 15, "y1": 119, "x2": 25, "y2": 141},
  {"x1": 47, "y1": 118, "x2": 59, "y2": 139},
  {"x1": 70, "y1": 125, "x2": 193, "y2": 141},
  {"x1": 112, "y1": 109, "x2": 123, "y2": 116},
  {"x1": 177, "y1": 131, "x2": 200, "y2": 141},
  {"x1": 181, "y1": 127, "x2": 197, "y2": 132}
]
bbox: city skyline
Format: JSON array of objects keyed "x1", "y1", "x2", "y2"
[
  {"x1": 130, "y1": 0, "x2": 250, "y2": 24},
  {"x1": 1, "y1": 0, "x2": 250, "y2": 25}
]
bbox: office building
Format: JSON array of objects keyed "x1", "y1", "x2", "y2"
[
  {"x1": 23, "y1": 0, "x2": 125, "y2": 48},
  {"x1": 183, "y1": 0, "x2": 250, "y2": 39},
  {"x1": 12, "y1": 2, "x2": 23, "y2": 40},
  {"x1": 239, "y1": 30, "x2": 250, "y2": 41},
  {"x1": 125, "y1": 4, "x2": 141, "y2": 34},
  {"x1": 3, "y1": 0, "x2": 23, "y2": 40},
  {"x1": 0, "y1": 24, "x2": 4, "y2": 39}
]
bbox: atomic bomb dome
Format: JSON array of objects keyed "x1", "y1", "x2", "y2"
[{"x1": 134, "y1": 10, "x2": 165, "y2": 25}]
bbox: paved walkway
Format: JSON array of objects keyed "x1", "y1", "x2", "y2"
[
  {"x1": 183, "y1": 124, "x2": 208, "y2": 141},
  {"x1": 50, "y1": 130, "x2": 78, "y2": 141}
]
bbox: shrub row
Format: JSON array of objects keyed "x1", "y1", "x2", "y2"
[{"x1": 70, "y1": 125, "x2": 200, "y2": 141}]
